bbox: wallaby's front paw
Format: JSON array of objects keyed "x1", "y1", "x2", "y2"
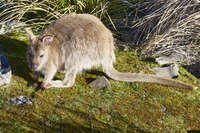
[
  {"x1": 36, "y1": 85, "x2": 45, "y2": 91},
  {"x1": 43, "y1": 82, "x2": 52, "y2": 88},
  {"x1": 63, "y1": 81, "x2": 74, "y2": 88},
  {"x1": 52, "y1": 80, "x2": 73, "y2": 88},
  {"x1": 35, "y1": 82, "x2": 51, "y2": 91}
]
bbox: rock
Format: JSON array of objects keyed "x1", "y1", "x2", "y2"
[
  {"x1": 151, "y1": 64, "x2": 179, "y2": 78},
  {"x1": 0, "y1": 54, "x2": 12, "y2": 86},
  {"x1": 0, "y1": 24, "x2": 9, "y2": 34},
  {"x1": 10, "y1": 96, "x2": 33, "y2": 106},
  {"x1": 161, "y1": 106, "x2": 167, "y2": 112},
  {"x1": 89, "y1": 76, "x2": 110, "y2": 89},
  {"x1": 155, "y1": 56, "x2": 178, "y2": 65},
  {"x1": 0, "y1": 21, "x2": 25, "y2": 35},
  {"x1": 118, "y1": 44, "x2": 129, "y2": 51},
  {"x1": 6, "y1": 21, "x2": 25, "y2": 29}
]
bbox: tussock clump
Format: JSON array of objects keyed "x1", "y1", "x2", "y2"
[
  {"x1": 112, "y1": 0, "x2": 200, "y2": 67},
  {"x1": 145, "y1": 12, "x2": 200, "y2": 65},
  {"x1": 0, "y1": 0, "x2": 108, "y2": 30},
  {"x1": 109, "y1": 0, "x2": 166, "y2": 43},
  {"x1": 143, "y1": 0, "x2": 200, "y2": 65}
]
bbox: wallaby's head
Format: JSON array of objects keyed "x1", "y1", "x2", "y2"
[{"x1": 25, "y1": 28, "x2": 54, "y2": 71}]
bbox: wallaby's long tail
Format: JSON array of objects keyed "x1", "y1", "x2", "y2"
[{"x1": 105, "y1": 67, "x2": 195, "y2": 90}]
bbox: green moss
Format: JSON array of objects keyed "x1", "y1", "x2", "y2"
[{"x1": 0, "y1": 33, "x2": 200, "y2": 132}]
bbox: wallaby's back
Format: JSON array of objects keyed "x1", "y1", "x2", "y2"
[{"x1": 41, "y1": 14, "x2": 116, "y2": 72}]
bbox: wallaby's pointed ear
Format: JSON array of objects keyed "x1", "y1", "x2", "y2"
[
  {"x1": 42, "y1": 35, "x2": 54, "y2": 46},
  {"x1": 25, "y1": 28, "x2": 36, "y2": 41}
]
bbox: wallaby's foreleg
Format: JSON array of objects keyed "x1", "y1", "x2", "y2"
[
  {"x1": 40, "y1": 67, "x2": 57, "y2": 89},
  {"x1": 42, "y1": 68, "x2": 78, "y2": 88},
  {"x1": 49, "y1": 68, "x2": 78, "y2": 88}
]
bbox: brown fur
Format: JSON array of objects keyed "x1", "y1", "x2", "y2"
[{"x1": 25, "y1": 13, "x2": 195, "y2": 90}]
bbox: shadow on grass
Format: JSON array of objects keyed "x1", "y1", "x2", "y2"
[
  {"x1": 141, "y1": 57, "x2": 156, "y2": 63},
  {"x1": 1, "y1": 100, "x2": 147, "y2": 133},
  {"x1": 53, "y1": 100, "x2": 147, "y2": 133},
  {"x1": 0, "y1": 35, "x2": 32, "y2": 82},
  {"x1": 0, "y1": 111, "x2": 107, "y2": 133},
  {"x1": 183, "y1": 63, "x2": 200, "y2": 78},
  {"x1": 84, "y1": 70, "x2": 108, "y2": 84},
  {"x1": 187, "y1": 130, "x2": 200, "y2": 133}
]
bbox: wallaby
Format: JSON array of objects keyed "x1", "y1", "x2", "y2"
[{"x1": 25, "y1": 13, "x2": 195, "y2": 90}]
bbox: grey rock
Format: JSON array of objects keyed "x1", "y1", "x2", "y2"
[
  {"x1": 10, "y1": 96, "x2": 33, "y2": 106},
  {"x1": 0, "y1": 54, "x2": 11, "y2": 86},
  {"x1": 89, "y1": 76, "x2": 110, "y2": 89},
  {"x1": 0, "y1": 24, "x2": 9, "y2": 34},
  {"x1": 155, "y1": 56, "x2": 178, "y2": 65},
  {"x1": 0, "y1": 21, "x2": 25, "y2": 35},
  {"x1": 151, "y1": 64, "x2": 179, "y2": 78},
  {"x1": 118, "y1": 44, "x2": 129, "y2": 51},
  {"x1": 6, "y1": 20, "x2": 25, "y2": 28},
  {"x1": 145, "y1": 10, "x2": 200, "y2": 67},
  {"x1": 161, "y1": 106, "x2": 167, "y2": 112}
]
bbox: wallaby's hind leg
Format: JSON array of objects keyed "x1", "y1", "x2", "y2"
[
  {"x1": 102, "y1": 50, "x2": 115, "y2": 74},
  {"x1": 62, "y1": 68, "x2": 78, "y2": 87}
]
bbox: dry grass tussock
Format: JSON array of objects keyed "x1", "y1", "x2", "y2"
[
  {"x1": 142, "y1": 0, "x2": 200, "y2": 65},
  {"x1": 113, "y1": 0, "x2": 200, "y2": 66},
  {"x1": 0, "y1": 0, "x2": 108, "y2": 30}
]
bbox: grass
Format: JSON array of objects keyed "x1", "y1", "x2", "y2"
[{"x1": 0, "y1": 33, "x2": 200, "y2": 132}]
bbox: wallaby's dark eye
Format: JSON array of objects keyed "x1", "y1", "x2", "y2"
[{"x1": 40, "y1": 55, "x2": 44, "y2": 58}]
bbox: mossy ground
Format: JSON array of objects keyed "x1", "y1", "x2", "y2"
[{"x1": 0, "y1": 33, "x2": 200, "y2": 133}]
